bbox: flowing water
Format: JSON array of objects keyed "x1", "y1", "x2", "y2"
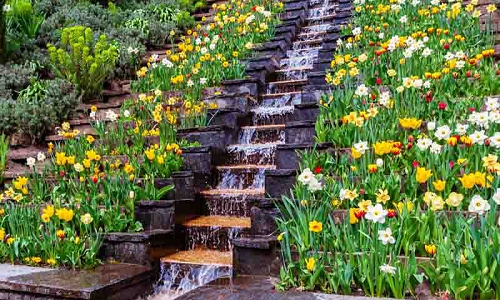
[{"x1": 148, "y1": 0, "x2": 339, "y2": 298}]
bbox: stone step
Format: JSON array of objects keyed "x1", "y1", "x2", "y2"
[
  {"x1": 266, "y1": 79, "x2": 309, "y2": 94},
  {"x1": 237, "y1": 125, "x2": 285, "y2": 144},
  {"x1": 182, "y1": 216, "x2": 251, "y2": 251},
  {"x1": 251, "y1": 105, "x2": 296, "y2": 126},
  {"x1": 215, "y1": 164, "x2": 276, "y2": 190},
  {"x1": 226, "y1": 143, "x2": 280, "y2": 165},
  {"x1": 202, "y1": 191, "x2": 268, "y2": 217},
  {"x1": 7, "y1": 145, "x2": 46, "y2": 162}
]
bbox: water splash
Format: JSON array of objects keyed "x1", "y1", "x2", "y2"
[
  {"x1": 150, "y1": 263, "x2": 232, "y2": 300},
  {"x1": 206, "y1": 194, "x2": 250, "y2": 216},
  {"x1": 251, "y1": 106, "x2": 295, "y2": 125},
  {"x1": 186, "y1": 226, "x2": 245, "y2": 251},
  {"x1": 227, "y1": 143, "x2": 280, "y2": 165}
]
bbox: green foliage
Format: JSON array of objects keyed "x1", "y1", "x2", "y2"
[
  {"x1": 47, "y1": 26, "x2": 119, "y2": 100},
  {"x1": 0, "y1": 62, "x2": 35, "y2": 99},
  {"x1": 5, "y1": 0, "x2": 44, "y2": 39},
  {"x1": 14, "y1": 79, "x2": 81, "y2": 142},
  {"x1": 0, "y1": 134, "x2": 8, "y2": 184}
]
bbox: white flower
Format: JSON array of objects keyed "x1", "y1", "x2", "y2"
[
  {"x1": 162, "y1": 59, "x2": 174, "y2": 68},
  {"x1": 127, "y1": 47, "x2": 139, "y2": 54},
  {"x1": 430, "y1": 142, "x2": 442, "y2": 154},
  {"x1": 352, "y1": 27, "x2": 362, "y2": 35},
  {"x1": 298, "y1": 168, "x2": 314, "y2": 185},
  {"x1": 3, "y1": 4, "x2": 11, "y2": 12},
  {"x1": 89, "y1": 111, "x2": 96, "y2": 119},
  {"x1": 245, "y1": 15, "x2": 255, "y2": 24},
  {"x1": 492, "y1": 188, "x2": 500, "y2": 205},
  {"x1": 427, "y1": 121, "x2": 436, "y2": 131},
  {"x1": 396, "y1": 86, "x2": 405, "y2": 93},
  {"x1": 105, "y1": 110, "x2": 118, "y2": 122},
  {"x1": 195, "y1": 38, "x2": 202, "y2": 45},
  {"x1": 355, "y1": 84, "x2": 369, "y2": 97},
  {"x1": 455, "y1": 124, "x2": 469, "y2": 135},
  {"x1": 37, "y1": 152, "x2": 46, "y2": 162},
  {"x1": 468, "y1": 195, "x2": 490, "y2": 215},
  {"x1": 378, "y1": 228, "x2": 395, "y2": 245},
  {"x1": 74, "y1": 163, "x2": 84, "y2": 172},
  {"x1": 431, "y1": 0, "x2": 439, "y2": 5},
  {"x1": 423, "y1": 80, "x2": 431, "y2": 89},
  {"x1": 200, "y1": 78, "x2": 207, "y2": 85},
  {"x1": 422, "y1": 47, "x2": 432, "y2": 57},
  {"x1": 336, "y1": 38, "x2": 343, "y2": 46},
  {"x1": 470, "y1": 130, "x2": 487, "y2": 145},
  {"x1": 378, "y1": 32, "x2": 385, "y2": 39},
  {"x1": 434, "y1": 125, "x2": 451, "y2": 140},
  {"x1": 353, "y1": 141, "x2": 369, "y2": 154},
  {"x1": 308, "y1": 177, "x2": 323, "y2": 192},
  {"x1": 365, "y1": 204, "x2": 388, "y2": 224},
  {"x1": 416, "y1": 138, "x2": 432, "y2": 150},
  {"x1": 187, "y1": 80, "x2": 194, "y2": 87},
  {"x1": 456, "y1": 60, "x2": 465, "y2": 69},
  {"x1": 490, "y1": 132, "x2": 500, "y2": 148},
  {"x1": 376, "y1": 158, "x2": 384, "y2": 167},
  {"x1": 399, "y1": 15, "x2": 407, "y2": 23},
  {"x1": 411, "y1": 0, "x2": 420, "y2": 6},
  {"x1": 209, "y1": 43, "x2": 216, "y2": 51},
  {"x1": 263, "y1": 10, "x2": 271, "y2": 17},
  {"x1": 151, "y1": 54, "x2": 159, "y2": 62},
  {"x1": 486, "y1": 97, "x2": 499, "y2": 111},
  {"x1": 489, "y1": 111, "x2": 500, "y2": 124},
  {"x1": 200, "y1": 47, "x2": 208, "y2": 55},
  {"x1": 123, "y1": 110, "x2": 130, "y2": 118},
  {"x1": 379, "y1": 91, "x2": 391, "y2": 107},
  {"x1": 403, "y1": 49, "x2": 413, "y2": 59},
  {"x1": 129, "y1": 191, "x2": 135, "y2": 199},
  {"x1": 27, "y1": 157, "x2": 36, "y2": 169},
  {"x1": 345, "y1": 43, "x2": 353, "y2": 49},
  {"x1": 444, "y1": 52, "x2": 455, "y2": 61},
  {"x1": 203, "y1": 37, "x2": 211, "y2": 43},
  {"x1": 380, "y1": 264, "x2": 397, "y2": 275}
]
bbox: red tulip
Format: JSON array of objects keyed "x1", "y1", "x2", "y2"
[
  {"x1": 425, "y1": 92, "x2": 433, "y2": 103},
  {"x1": 469, "y1": 107, "x2": 476, "y2": 112},
  {"x1": 413, "y1": 160, "x2": 419, "y2": 168},
  {"x1": 92, "y1": 175, "x2": 98, "y2": 184},
  {"x1": 443, "y1": 44, "x2": 450, "y2": 50},
  {"x1": 314, "y1": 166, "x2": 322, "y2": 174},
  {"x1": 466, "y1": 70, "x2": 471, "y2": 78},
  {"x1": 485, "y1": 139, "x2": 490, "y2": 146},
  {"x1": 438, "y1": 102, "x2": 447, "y2": 110},
  {"x1": 359, "y1": 189, "x2": 365, "y2": 195},
  {"x1": 376, "y1": 78, "x2": 382, "y2": 85},
  {"x1": 59, "y1": 171, "x2": 65, "y2": 177},
  {"x1": 407, "y1": 143, "x2": 413, "y2": 150},
  {"x1": 449, "y1": 161, "x2": 455, "y2": 169},
  {"x1": 387, "y1": 209, "x2": 397, "y2": 218},
  {"x1": 354, "y1": 210, "x2": 366, "y2": 219},
  {"x1": 408, "y1": 135, "x2": 414, "y2": 143}
]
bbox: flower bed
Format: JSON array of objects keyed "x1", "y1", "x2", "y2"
[{"x1": 275, "y1": 0, "x2": 500, "y2": 298}]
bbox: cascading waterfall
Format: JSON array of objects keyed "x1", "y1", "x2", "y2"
[
  {"x1": 226, "y1": 143, "x2": 279, "y2": 165},
  {"x1": 151, "y1": 263, "x2": 232, "y2": 300}
]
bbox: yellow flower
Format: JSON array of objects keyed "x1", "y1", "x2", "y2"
[
  {"x1": 375, "y1": 189, "x2": 390, "y2": 204},
  {"x1": 41, "y1": 213, "x2": 51, "y2": 223},
  {"x1": 349, "y1": 208, "x2": 361, "y2": 224},
  {"x1": 56, "y1": 230, "x2": 66, "y2": 239},
  {"x1": 432, "y1": 180, "x2": 446, "y2": 192},
  {"x1": 416, "y1": 167, "x2": 432, "y2": 184},
  {"x1": 55, "y1": 208, "x2": 74, "y2": 222},
  {"x1": 145, "y1": 148, "x2": 155, "y2": 161},
  {"x1": 46, "y1": 258, "x2": 57, "y2": 266},
  {"x1": 305, "y1": 257, "x2": 316, "y2": 272},
  {"x1": 277, "y1": 232, "x2": 284, "y2": 242},
  {"x1": 6, "y1": 237, "x2": 15, "y2": 245},
  {"x1": 445, "y1": 192, "x2": 464, "y2": 207},
  {"x1": 74, "y1": 236, "x2": 80, "y2": 244},
  {"x1": 222, "y1": 61, "x2": 229, "y2": 68},
  {"x1": 31, "y1": 257, "x2": 42, "y2": 264},
  {"x1": 399, "y1": 118, "x2": 422, "y2": 130},
  {"x1": 387, "y1": 69, "x2": 397, "y2": 77},
  {"x1": 358, "y1": 200, "x2": 372, "y2": 211},
  {"x1": 83, "y1": 159, "x2": 91, "y2": 169},
  {"x1": 395, "y1": 201, "x2": 414, "y2": 213},
  {"x1": 486, "y1": 4, "x2": 497, "y2": 13},
  {"x1": 460, "y1": 254, "x2": 468, "y2": 265},
  {"x1": 459, "y1": 173, "x2": 476, "y2": 189},
  {"x1": 351, "y1": 147, "x2": 362, "y2": 159},
  {"x1": 425, "y1": 244, "x2": 437, "y2": 255},
  {"x1": 309, "y1": 220, "x2": 323, "y2": 233},
  {"x1": 86, "y1": 150, "x2": 98, "y2": 161},
  {"x1": 86, "y1": 135, "x2": 95, "y2": 144},
  {"x1": 0, "y1": 228, "x2": 5, "y2": 241}
]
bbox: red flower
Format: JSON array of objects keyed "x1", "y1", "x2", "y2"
[
  {"x1": 425, "y1": 92, "x2": 433, "y2": 103},
  {"x1": 387, "y1": 209, "x2": 397, "y2": 218},
  {"x1": 469, "y1": 107, "x2": 476, "y2": 112},
  {"x1": 412, "y1": 160, "x2": 419, "y2": 168},
  {"x1": 466, "y1": 70, "x2": 471, "y2": 78},
  {"x1": 252, "y1": 5, "x2": 257, "y2": 11},
  {"x1": 485, "y1": 139, "x2": 490, "y2": 146},
  {"x1": 496, "y1": 69, "x2": 500, "y2": 75},
  {"x1": 359, "y1": 189, "x2": 365, "y2": 195},
  {"x1": 391, "y1": 148, "x2": 401, "y2": 155},
  {"x1": 408, "y1": 135, "x2": 414, "y2": 143},
  {"x1": 443, "y1": 43, "x2": 450, "y2": 50},
  {"x1": 371, "y1": 94, "x2": 377, "y2": 100},
  {"x1": 91, "y1": 175, "x2": 98, "y2": 184},
  {"x1": 59, "y1": 171, "x2": 65, "y2": 177},
  {"x1": 313, "y1": 166, "x2": 322, "y2": 174},
  {"x1": 407, "y1": 143, "x2": 413, "y2": 150},
  {"x1": 376, "y1": 78, "x2": 382, "y2": 85},
  {"x1": 438, "y1": 102, "x2": 447, "y2": 110},
  {"x1": 354, "y1": 210, "x2": 366, "y2": 219},
  {"x1": 449, "y1": 161, "x2": 454, "y2": 169}
]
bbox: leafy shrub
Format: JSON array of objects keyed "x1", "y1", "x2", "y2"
[
  {"x1": 47, "y1": 26, "x2": 119, "y2": 100},
  {"x1": 0, "y1": 62, "x2": 35, "y2": 98},
  {"x1": 6, "y1": 0, "x2": 44, "y2": 39},
  {"x1": 15, "y1": 79, "x2": 80, "y2": 142},
  {"x1": 0, "y1": 98, "x2": 17, "y2": 135}
]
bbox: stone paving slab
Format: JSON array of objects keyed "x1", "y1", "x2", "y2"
[
  {"x1": 175, "y1": 276, "x2": 393, "y2": 300},
  {"x1": 0, "y1": 263, "x2": 152, "y2": 300}
]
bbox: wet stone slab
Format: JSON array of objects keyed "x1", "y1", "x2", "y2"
[
  {"x1": 175, "y1": 276, "x2": 393, "y2": 300},
  {"x1": 0, "y1": 263, "x2": 152, "y2": 300}
]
